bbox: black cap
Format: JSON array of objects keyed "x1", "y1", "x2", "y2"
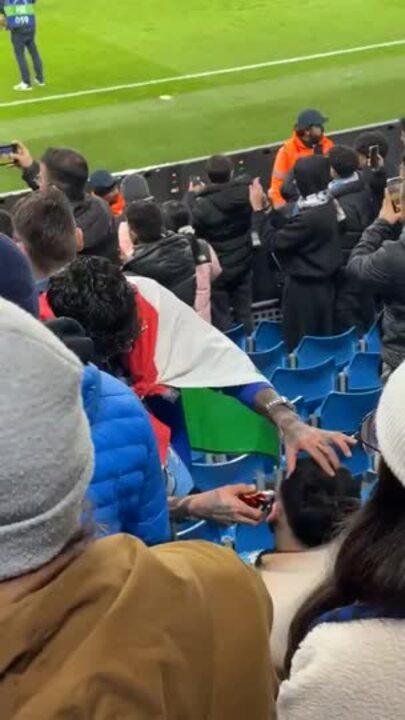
[
  {"x1": 296, "y1": 109, "x2": 328, "y2": 129},
  {"x1": 89, "y1": 169, "x2": 117, "y2": 191}
]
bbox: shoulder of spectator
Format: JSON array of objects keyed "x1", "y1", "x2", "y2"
[
  {"x1": 350, "y1": 219, "x2": 400, "y2": 257},
  {"x1": 278, "y1": 620, "x2": 403, "y2": 720}
]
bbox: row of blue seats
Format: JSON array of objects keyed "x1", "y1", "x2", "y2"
[
  {"x1": 248, "y1": 348, "x2": 381, "y2": 392},
  {"x1": 182, "y1": 321, "x2": 382, "y2": 550},
  {"x1": 272, "y1": 357, "x2": 381, "y2": 417},
  {"x1": 227, "y1": 318, "x2": 382, "y2": 372}
]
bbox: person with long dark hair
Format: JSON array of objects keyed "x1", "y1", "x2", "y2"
[{"x1": 277, "y1": 362, "x2": 405, "y2": 719}]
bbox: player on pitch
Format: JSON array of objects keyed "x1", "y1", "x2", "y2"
[{"x1": 0, "y1": 0, "x2": 45, "y2": 91}]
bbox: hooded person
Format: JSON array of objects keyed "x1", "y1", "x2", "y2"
[
  {"x1": 118, "y1": 173, "x2": 154, "y2": 261},
  {"x1": 251, "y1": 155, "x2": 342, "y2": 351},
  {"x1": 0, "y1": 299, "x2": 276, "y2": 720}
]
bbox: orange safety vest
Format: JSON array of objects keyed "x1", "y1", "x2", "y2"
[
  {"x1": 269, "y1": 132, "x2": 334, "y2": 207},
  {"x1": 110, "y1": 192, "x2": 126, "y2": 217}
]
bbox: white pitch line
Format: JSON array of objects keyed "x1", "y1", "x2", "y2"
[{"x1": 0, "y1": 38, "x2": 404, "y2": 110}]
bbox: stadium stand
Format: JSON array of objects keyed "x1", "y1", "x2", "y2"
[{"x1": 0, "y1": 112, "x2": 403, "y2": 719}]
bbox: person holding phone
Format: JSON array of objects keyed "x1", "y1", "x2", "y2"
[
  {"x1": 0, "y1": 0, "x2": 44, "y2": 91},
  {"x1": 347, "y1": 182, "x2": 404, "y2": 378}
]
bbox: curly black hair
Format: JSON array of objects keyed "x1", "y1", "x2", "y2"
[{"x1": 47, "y1": 256, "x2": 139, "y2": 364}]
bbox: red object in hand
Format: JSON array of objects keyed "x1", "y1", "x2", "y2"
[{"x1": 240, "y1": 490, "x2": 275, "y2": 513}]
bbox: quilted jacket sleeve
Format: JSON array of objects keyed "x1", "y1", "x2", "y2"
[
  {"x1": 346, "y1": 219, "x2": 400, "y2": 293},
  {"x1": 83, "y1": 366, "x2": 170, "y2": 545},
  {"x1": 124, "y1": 406, "x2": 171, "y2": 544}
]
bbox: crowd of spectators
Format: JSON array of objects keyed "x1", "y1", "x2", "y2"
[{"x1": 0, "y1": 112, "x2": 403, "y2": 718}]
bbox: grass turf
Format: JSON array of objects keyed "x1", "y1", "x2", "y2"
[{"x1": 0, "y1": 0, "x2": 404, "y2": 193}]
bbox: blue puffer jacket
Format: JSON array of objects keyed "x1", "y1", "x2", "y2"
[{"x1": 82, "y1": 364, "x2": 170, "y2": 544}]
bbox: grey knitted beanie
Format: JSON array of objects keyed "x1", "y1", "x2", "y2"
[
  {"x1": 121, "y1": 173, "x2": 153, "y2": 205},
  {"x1": 376, "y1": 361, "x2": 405, "y2": 487},
  {"x1": 0, "y1": 298, "x2": 94, "y2": 580}
]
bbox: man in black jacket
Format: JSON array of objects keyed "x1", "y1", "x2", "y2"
[
  {"x1": 123, "y1": 200, "x2": 197, "y2": 307},
  {"x1": 10, "y1": 142, "x2": 119, "y2": 262},
  {"x1": 186, "y1": 155, "x2": 253, "y2": 333},
  {"x1": 347, "y1": 187, "x2": 403, "y2": 375},
  {"x1": 251, "y1": 156, "x2": 342, "y2": 351},
  {"x1": 328, "y1": 145, "x2": 375, "y2": 334}
]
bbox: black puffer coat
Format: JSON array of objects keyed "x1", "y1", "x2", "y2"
[
  {"x1": 185, "y1": 177, "x2": 252, "y2": 281},
  {"x1": 347, "y1": 219, "x2": 404, "y2": 370},
  {"x1": 123, "y1": 232, "x2": 196, "y2": 306}
]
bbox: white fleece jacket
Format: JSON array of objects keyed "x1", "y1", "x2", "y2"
[{"x1": 277, "y1": 618, "x2": 405, "y2": 719}]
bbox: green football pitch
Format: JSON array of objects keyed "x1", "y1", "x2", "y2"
[{"x1": 0, "y1": 0, "x2": 404, "y2": 194}]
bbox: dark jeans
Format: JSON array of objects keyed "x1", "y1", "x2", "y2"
[
  {"x1": 212, "y1": 270, "x2": 254, "y2": 334},
  {"x1": 11, "y1": 29, "x2": 44, "y2": 85},
  {"x1": 283, "y1": 275, "x2": 335, "y2": 352}
]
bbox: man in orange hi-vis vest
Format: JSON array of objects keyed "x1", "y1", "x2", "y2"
[{"x1": 269, "y1": 109, "x2": 334, "y2": 207}]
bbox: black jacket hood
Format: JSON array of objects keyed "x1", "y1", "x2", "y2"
[{"x1": 294, "y1": 156, "x2": 330, "y2": 197}]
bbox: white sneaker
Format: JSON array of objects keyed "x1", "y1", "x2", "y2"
[
  {"x1": 14, "y1": 82, "x2": 32, "y2": 91},
  {"x1": 34, "y1": 78, "x2": 45, "y2": 87}
]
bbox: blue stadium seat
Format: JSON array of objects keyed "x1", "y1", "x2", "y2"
[
  {"x1": 175, "y1": 520, "x2": 222, "y2": 543},
  {"x1": 225, "y1": 324, "x2": 246, "y2": 350},
  {"x1": 346, "y1": 352, "x2": 382, "y2": 391},
  {"x1": 253, "y1": 321, "x2": 283, "y2": 352},
  {"x1": 191, "y1": 453, "x2": 271, "y2": 492},
  {"x1": 317, "y1": 389, "x2": 381, "y2": 434},
  {"x1": 294, "y1": 327, "x2": 358, "y2": 370},
  {"x1": 235, "y1": 522, "x2": 275, "y2": 554},
  {"x1": 339, "y1": 442, "x2": 372, "y2": 478},
  {"x1": 271, "y1": 358, "x2": 337, "y2": 414},
  {"x1": 253, "y1": 320, "x2": 283, "y2": 352},
  {"x1": 363, "y1": 317, "x2": 382, "y2": 354},
  {"x1": 247, "y1": 341, "x2": 286, "y2": 379}
]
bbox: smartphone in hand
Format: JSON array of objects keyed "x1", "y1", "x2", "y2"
[
  {"x1": 240, "y1": 490, "x2": 275, "y2": 513},
  {"x1": 387, "y1": 177, "x2": 402, "y2": 213},
  {"x1": 368, "y1": 144, "x2": 380, "y2": 170},
  {"x1": 0, "y1": 143, "x2": 18, "y2": 167}
]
